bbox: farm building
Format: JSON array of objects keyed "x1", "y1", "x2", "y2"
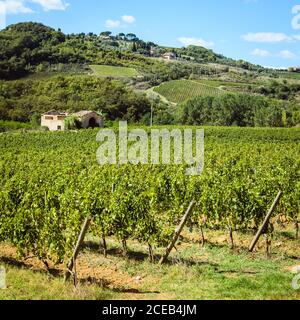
[
  {"x1": 162, "y1": 52, "x2": 177, "y2": 61},
  {"x1": 288, "y1": 67, "x2": 300, "y2": 73},
  {"x1": 99, "y1": 35, "x2": 112, "y2": 40},
  {"x1": 41, "y1": 111, "x2": 68, "y2": 131},
  {"x1": 72, "y1": 110, "x2": 103, "y2": 129},
  {"x1": 41, "y1": 110, "x2": 103, "y2": 131}
]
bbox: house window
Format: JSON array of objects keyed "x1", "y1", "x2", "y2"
[
  {"x1": 45, "y1": 116, "x2": 54, "y2": 120},
  {"x1": 57, "y1": 116, "x2": 65, "y2": 121},
  {"x1": 57, "y1": 126, "x2": 62, "y2": 131}
]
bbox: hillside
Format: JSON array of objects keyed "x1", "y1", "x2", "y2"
[
  {"x1": 0, "y1": 22, "x2": 263, "y2": 81},
  {"x1": 153, "y1": 80, "x2": 224, "y2": 104},
  {"x1": 153, "y1": 78, "x2": 300, "y2": 105},
  {"x1": 0, "y1": 22, "x2": 299, "y2": 128},
  {"x1": 0, "y1": 22, "x2": 152, "y2": 80},
  {"x1": 89, "y1": 65, "x2": 140, "y2": 78}
]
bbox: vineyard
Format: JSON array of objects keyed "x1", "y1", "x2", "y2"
[
  {"x1": 276, "y1": 72, "x2": 300, "y2": 80},
  {"x1": 196, "y1": 80, "x2": 259, "y2": 92},
  {"x1": 0, "y1": 126, "x2": 299, "y2": 270},
  {"x1": 153, "y1": 80, "x2": 224, "y2": 103},
  {"x1": 89, "y1": 65, "x2": 139, "y2": 78}
]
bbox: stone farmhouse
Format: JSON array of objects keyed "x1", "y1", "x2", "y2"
[
  {"x1": 41, "y1": 111, "x2": 68, "y2": 131},
  {"x1": 162, "y1": 52, "x2": 177, "y2": 61},
  {"x1": 41, "y1": 110, "x2": 103, "y2": 131},
  {"x1": 288, "y1": 67, "x2": 300, "y2": 73}
]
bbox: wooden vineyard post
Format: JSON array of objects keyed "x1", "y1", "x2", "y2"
[
  {"x1": 229, "y1": 226, "x2": 234, "y2": 249},
  {"x1": 200, "y1": 225, "x2": 205, "y2": 247},
  {"x1": 249, "y1": 191, "x2": 282, "y2": 253},
  {"x1": 65, "y1": 217, "x2": 91, "y2": 282},
  {"x1": 102, "y1": 234, "x2": 107, "y2": 258},
  {"x1": 159, "y1": 200, "x2": 196, "y2": 265}
]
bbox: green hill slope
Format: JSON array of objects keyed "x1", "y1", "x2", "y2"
[
  {"x1": 0, "y1": 22, "x2": 264, "y2": 81},
  {"x1": 90, "y1": 65, "x2": 139, "y2": 78},
  {"x1": 154, "y1": 80, "x2": 224, "y2": 103}
]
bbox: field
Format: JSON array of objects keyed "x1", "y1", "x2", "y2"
[
  {"x1": 153, "y1": 80, "x2": 224, "y2": 103},
  {"x1": 0, "y1": 126, "x2": 299, "y2": 300},
  {"x1": 196, "y1": 79, "x2": 259, "y2": 91},
  {"x1": 277, "y1": 72, "x2": 300, "y2": 80},
  {"x1": 0, "y1": 227, "x2": 299, "y2": 300},
  {"x1": 195, "y1": 79, "x2": 249, "y2": 88},
  {"x1": 0, "y1": 121, "x2": 36, "y2": 132},
  {"x1": 89, "y1": 65, "x2": 139, "y2": 78}
]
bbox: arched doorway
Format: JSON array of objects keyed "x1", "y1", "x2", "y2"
[{"x1": 88, "y1": 117, "x2": 97, "y2": 128}]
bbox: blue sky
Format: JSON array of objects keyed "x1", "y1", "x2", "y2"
[{"x1": 1, "y1": 0, "x2": 300, "y2": 68}]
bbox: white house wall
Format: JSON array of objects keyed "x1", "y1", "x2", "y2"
[{"x1": 41, "y1": 117, "x2": 65, "y2": 131}]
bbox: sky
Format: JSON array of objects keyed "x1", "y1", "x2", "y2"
[{"x1": 1, "y1": 0, "x2": 300, "y2": 68}]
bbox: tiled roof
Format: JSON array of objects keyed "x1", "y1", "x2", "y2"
[
  {"x1": 43, "y1": 111, "x2": 68, "y2": 116},
  {"x1": 42, "y1": 110, "x2": 101, "y2": 117},
  {"x1": 72, "y1": 110, "x2": 100, "y2": 117}
]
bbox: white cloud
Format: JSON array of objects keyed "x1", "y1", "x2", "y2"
[
  {"x1": 243, "y1": 32, "x2": 300, "y2": 43},
  {"x1": 30, "y1": 0, "x2": 69, "y2": 11},
  {"x1": 278, "y1": 50, "x2": 296, "y2": 59},
  {"x1": 242, "y1": 32, "x2": 292, "y2": 43},
  {"x1": 1, "y1": 0, "x2": 33, "y2": 14},
  {"x1": 0, "y1": 0, "x2": 68, "y2": 15},
  {"x1": 250, "y1": 49, "x2": 297, "y2": 60},
  {"x1": 105, "y1": 14, "x2": 136, "y2": 29},
  {"x1": 251, "y1": 48, "x2": 270, "y2": 57},
  {"x1": 105, "y1": 19, "x2": 120, "y2": 29},
  {"x1": 0, "y1": 2, "x2": 6, "y2": 29},
  {"x1": 122, "y1": 15, "x2": 135, "y2": 24},
  {"x1": 178, "y1": 37, "x2": 214, "y2": 48}
]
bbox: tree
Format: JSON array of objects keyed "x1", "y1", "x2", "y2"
[
  {"x1": 117, "y1": 33, "x2": 125, "y2": 40},
  {"x1": 64, "y1": 115, "x2": 81, "y2": 130},
  {"x1": 126, "y1": 33, "x2": 137, "y2": 41},
  {"x1": 30, "y1": 112, "x2": 41, "y2": 127},
  {"x1": 132, "y1": 42, "x2": 137, "y2": 52},
  {"x1": 178, "y1": 94, "x2": 294, "y2": 128},
  {"x1": 100, "y1": 31, "x2": 112, "y2": 37}
]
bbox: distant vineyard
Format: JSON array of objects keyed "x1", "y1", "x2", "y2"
[
  {"x1": 196, "y1": 79, "x2": 257, "y2": 90},
  {"x1": 277, "y1": 72, "x2": 300, "y2": 80},
  {"x1": 153, "y1": 80, "x2": 224, "y2": 103},
  {"x1": 90, "y1": 65, "x2": 139, "y2": 78}
]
